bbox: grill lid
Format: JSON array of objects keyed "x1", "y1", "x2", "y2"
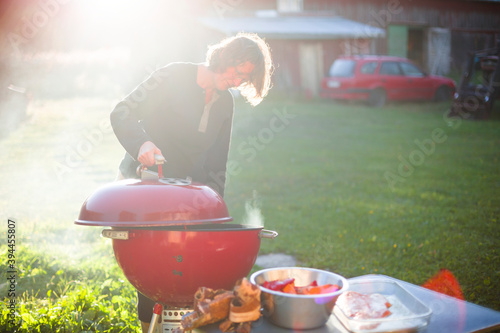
[{"x1": 75, "y1": 176, "x2": 232, "y2": 227}]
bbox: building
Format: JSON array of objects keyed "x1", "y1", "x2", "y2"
[
  {"x1": 198, "y1": 0, "x2": 500, "y2": 96},
  {"x1": 201, "y1": 12, "x2": 385, "y2": 96}
]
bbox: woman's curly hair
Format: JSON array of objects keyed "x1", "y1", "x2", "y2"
[{"x1": 206, "y1": 32, "x2": 274, "y2": 106}]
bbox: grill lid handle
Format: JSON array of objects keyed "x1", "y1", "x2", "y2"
[{"x1": 259, "y1": 229, "x2": 278, "y2": 239}]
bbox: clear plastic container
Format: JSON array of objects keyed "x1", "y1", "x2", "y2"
[{"x1": 333, "y1": 277, "x2": 432, "y2": 332}]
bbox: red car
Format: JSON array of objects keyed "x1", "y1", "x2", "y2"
[{"x1": 320, "y1": 55, "x2": 455, "y2": 107}]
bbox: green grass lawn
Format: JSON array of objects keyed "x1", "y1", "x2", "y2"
[
  {"x1": 226, "y1": 97, "x2": 499, "y2": 309},
  {"x1": 1, "y1": 96, "x2": 499, "y2": 332}
]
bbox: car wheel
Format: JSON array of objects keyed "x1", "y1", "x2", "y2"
[
  {"x1": 368, "y1": 89, "x2": 386, "y2": 107},
  {"x1": 434, "y1": 86, "x2": 451, "y2": 102}
]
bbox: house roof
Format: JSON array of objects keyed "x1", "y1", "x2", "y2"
[{"x1": 199, "y1": 14, "x2": 386, "y2": 40}]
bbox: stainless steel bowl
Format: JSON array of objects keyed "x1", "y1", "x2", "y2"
[{"x1": 250, "y1": 267, "x2": 349, "y2": 330}]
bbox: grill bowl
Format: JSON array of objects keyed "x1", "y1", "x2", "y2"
[
  {"x1": 250, "y1": 267, "x2": 348, "y2": 330},
  {"x1": 106, "y1": 224, "x2": 271, "y2": 307}
]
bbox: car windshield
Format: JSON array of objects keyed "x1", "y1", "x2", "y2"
[{"x1": 329, "y1": 59, "x2": 355, "y2": 77}]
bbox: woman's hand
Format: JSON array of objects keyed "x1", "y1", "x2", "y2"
[{"x1": 138, "y1": 141, "x2": 164, "y2": 166}]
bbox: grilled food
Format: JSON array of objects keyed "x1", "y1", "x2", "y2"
[{"x1": 180, "y1": 278, "x2": 262, "y2": 332}]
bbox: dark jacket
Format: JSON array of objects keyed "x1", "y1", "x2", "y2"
[{"x1": 110, "y1": 62, "x2": 234, "y2": 196}]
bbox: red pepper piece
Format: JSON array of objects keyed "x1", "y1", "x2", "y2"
[
  {"x1": 262, "y1": 281, "x2": 271, "y2": 289},
  {"x1": 262, "y1": 278, "x2": 295, "y2": 291},
  {"x1": 301, "y1": 284, "x2": 340, "y2": 295},
  {"x1": 282, "y1": 283, "x2": 297, "y2": 294}
]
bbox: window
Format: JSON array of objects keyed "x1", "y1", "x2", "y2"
[
  {"x1": 379, "y1": 62, "x2": 402, "y2": 75},
  {"x1": 400, "y1": 62, "x2": 425, "y2": 77},
  {"x1": 360, "y1": 62, "x2": 378, "y2": 74},
  {"x1": 329, "y1": 59, "x2": 355, "y2": 77}
]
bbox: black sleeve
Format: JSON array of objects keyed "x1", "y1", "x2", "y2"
[
  {"x1": 110, "y1": 68, "x2": 170, "y2": 160},
  {"x1": 203, "y1": 111, "x2": 234, "y2": 198}
]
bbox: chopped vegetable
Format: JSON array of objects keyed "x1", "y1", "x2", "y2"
[
  {"x1": 305, "y1": 284, "x2": 340, "y2": 295},
  {"x1": 282, "y1": 283, "x2": 297, "y2": 294},
  {"x1": 261, "y1": 278, "x2": 295, "y2": 291},
  {"x1": 261, "y1": 279, "x2": 340, "y2": 295}
]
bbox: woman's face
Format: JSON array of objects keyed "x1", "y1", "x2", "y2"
[{"x1": 214, "y1": 61, "x2": 255, "y2": 91}]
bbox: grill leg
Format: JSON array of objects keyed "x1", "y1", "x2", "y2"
[{"x1": 148, "y1": 303, "x2": 163, "y2": 333}]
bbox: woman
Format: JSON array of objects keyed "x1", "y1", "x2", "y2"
[{"x1": 110, "y1": 32, "x2": 273, "y2": 332}]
